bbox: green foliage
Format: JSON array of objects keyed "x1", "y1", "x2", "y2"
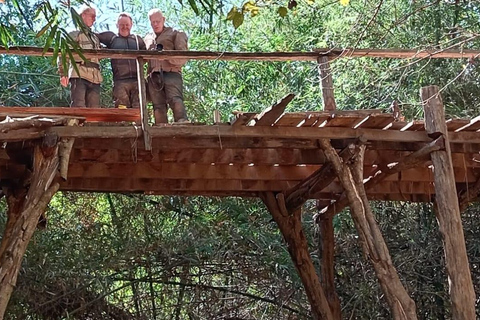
[
  {"x1": 3, "y1": 0, "x2": 480, "y2": 318},
  {"x1": 7, "y1": 193, "x2": 310, "y2": 318}
]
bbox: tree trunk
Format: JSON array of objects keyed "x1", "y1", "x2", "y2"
[
  {"x1": 421, "y1": 85, "x2": 476, "y2": 320},
  {"x1": 0, "y1": 141, "x2": 59, "y2": 319},
  {"x1": 318, "y1": 139, "x2": 417, "y2": 320},
  {"x1": 261, "y1": 192, "x2": 333, "y2": 320}
]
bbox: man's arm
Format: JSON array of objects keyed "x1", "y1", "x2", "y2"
[
  {"x1": 136, "y1": 35, "x2": 147, "y2": 50},
  {"x1": 170, "y1": 31, "x2": 188, "y2": 66},
  {"x1": 97, "y1": 31, "x2": 116, "y2": 47}
]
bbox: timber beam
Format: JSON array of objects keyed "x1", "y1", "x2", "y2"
[
  {"x1": 318, "y1": 138, "x2": 418, "y2": 319},
  {"x1": 421, "y1": 85, "x2": 476, "y2": 319},
  {"x1": 0, "y1": 136, "x2": 61, "y2": 318},
  {"x1": 284, "y1": 141, "x2": 362, "y2": 212},
  {"x1": 261, "y1": 192, "x2": 334, "y2": 320},
  {"x1": 318, "y1": 137, "x2": 444, "y2": 219}
]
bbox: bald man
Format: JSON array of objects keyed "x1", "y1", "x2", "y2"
[
  {"x1": 98, "y1": 12, "x2": 146, "y2": 108},
  {"x1": 144, "y1": 9, "x2": 189, "y2": 124}
]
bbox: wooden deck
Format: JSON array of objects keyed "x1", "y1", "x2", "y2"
[{"x1": 2, "y1": 106, "x2": 480, "y2": 209}]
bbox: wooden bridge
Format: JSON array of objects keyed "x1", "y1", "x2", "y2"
[
  {"x1": 2, "y1": 104, "x2": 480, "y2": 207},
  {"x1": 0, "y1": 47, "x2": 479, "y2": 319}
]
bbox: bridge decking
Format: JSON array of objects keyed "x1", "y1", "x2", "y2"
[{"x1": 2, "y1": 106, "x2": 480, "y2": 209}]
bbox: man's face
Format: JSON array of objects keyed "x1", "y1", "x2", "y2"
[
  {"x1": 149, "y1": 12, "x2": 165, "y2": 34},
  {"x1": 81, "y1": 9, "x2": 96, "y2": 28},
  {"x1": 117, "y1": 16, "x2": 132, "y2": 37}
]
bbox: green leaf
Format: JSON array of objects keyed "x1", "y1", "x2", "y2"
[
  {"x1": 43, "y1": 24, "x2": 58, "y2": 54},
  {"x1": 187, "y1": 0, "x2": 199, "y2": 15},
  {"x1": 233, "y1": 12, "x2": 244, "y2": 29},
  {"x1": 277, "y1": 6, "x2": 288, "y2": 17},
  {"x1": 51, "y1": 29, "x2": 62, "y2": 64},
  {"x1": 36, "y1": 20, "x2": 54, "y2": 38},
  {"x1": 226, "y1": 7, "x2": 238, "y2": 21}
]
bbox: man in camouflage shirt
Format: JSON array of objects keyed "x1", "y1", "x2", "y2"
[{"x1": 59, "y1": 5, "x2": 102, "y2": 108}]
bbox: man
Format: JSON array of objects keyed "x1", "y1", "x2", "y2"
[
  {"x1": 97, "y1": 13, "x2": 146, "y2": 108},
  {"x1": 144, "y1": 9, "x2": 189, "y2": 124},
  {"x1": 59, "y1": 5, "x2": 102, "y2": 108}
]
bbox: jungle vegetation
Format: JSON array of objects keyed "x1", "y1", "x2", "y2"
[{"x1": 1, "y1": 0, "x2": 480, "y2": 318}]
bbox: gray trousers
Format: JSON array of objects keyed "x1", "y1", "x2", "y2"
[
  {"x1": 147, "y1": 71, "x2": 187, "y2": 123},
  {"x1": 70, "y1": 78, "x2": 100, "y2": 108},
  {"x1": 113, "y1": 79, "x2": 140, "y2": 108}
]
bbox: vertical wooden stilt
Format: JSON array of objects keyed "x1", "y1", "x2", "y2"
[
  {"x1": 421, "y1": 85, "x2": 476, "y2": 320},
  {"x1": 0, "y1": 139, "x2": 60, "y2": 319},
  {"x1": 137, "y1": 57, "x2": 152, "y2": 151},
  {"x1": 318, "y1": 139, "x2": 417, "y2": 320},
  {"x1": 317, "y1": 212, "x2": 341, "y2": 320},
  {"x1": 262, "y1": 192, "x2": 333, "y2": 320},
  {"x1": 318, "y1": 56, "x2": 337, "y2": 111}
]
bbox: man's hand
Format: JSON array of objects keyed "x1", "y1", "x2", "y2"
[{"x1": 60, "y1": 76, "x2": 69, "y2": 87}]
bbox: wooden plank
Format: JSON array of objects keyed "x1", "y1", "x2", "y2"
[
  {"x1": 354, "y1": 113, "x2": 395, "y2": 129},
  {"x1": 59, "y1": 177, "x2": 442, "y2": 197},
  {"x1": 0, "y1": 107, "x2": 140, "y2": 122},
  {"x1": 421, "y1": 85, "x2": 476, "y2": 319},
  {"x1": 273, "y1": 114, "x2": 306, "y2": 127},
  {"x1": 68, "y1": 148, "x2": 328, "y2": 165},
  {"x1": 457, "y1": 120, "x2": 480, "y2": 132},
  {"x1": 51, "y1": 125, "x2": 434, "y2": 143},
  {"x1": 303, "y1": 114, "x2": 327, "y2": 127},
  {"x1": 254, "y1": 94, "x2": 295, "y2": 126},
  {"x1": 5, "y1": 46, "x2": 480, "y2": 62},
  {"x1": 322, "y1": 114, "x2": 366, "y2": 128},
  {"x1": 137, "y1": 57, "x2": 151, "y2": 150},
  {"x1": 231, "y1": 113, "x2": 256, "y2": 126},
  {"x1": 10, "y1": 161, "x2": 465, "y2": 183},
  {"x1": 318, "y1": 56, "x2": 336, "y2": 111},
  {"x1": 401, "y1": 120, "x2": 425, "y2": 131},
  {"x1": 446, "y1": 119, "x2": 470, "y2": 131},
  {"x1": 60, "y1": 178, "x2": 301, "y2": 193},
  {"x1": 64, "y1": 136, "x2": 480, "y2": 156},
  {"x1": 386, "y1": 121, "x2": 409, "y2": 130},
  {"x1": 66, "y1": 163, "x2": 321, "y2": 180}
]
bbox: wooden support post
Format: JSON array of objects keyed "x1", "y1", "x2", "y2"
[
  {"x1": 318, "y1": 56, "x2": 336, "y2": 111},
  {"x1": 137, "y1": 57, "x2": 152, "y2": 151},
  {"x1": 318, "y1": 139, "x2": 417, "y2": 320},
  {"x1": 261, "y1": 192, "x2": 333, "y2": 320},
  {"x1": 0, "y1": 137, "x2": 60, "y2": 318},
  {"x1": 421, "y1": 85, "x2": 476, "y2": 320},
  {"x1": 285, "y1": 141, "x2": 363, "y2": 212},
  {"x1": 318, "y1": 137, "x2": 443, "y2": 219},
  {"x1": 58, "y1": 119, "x2": 78, "y2": 180},
  {"x1": 317, "y1": 207, "x2": 341, "y2": 320}
]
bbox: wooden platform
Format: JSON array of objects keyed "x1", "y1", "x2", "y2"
[{"x1": 2, "y1": 107, "x2": 480, "y2": 208}]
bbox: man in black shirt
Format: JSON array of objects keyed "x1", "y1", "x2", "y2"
[{"x1": 98, "y1": 12, "x2": 146, "y2": 108}]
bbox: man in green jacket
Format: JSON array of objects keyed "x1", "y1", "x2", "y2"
[
  {"x1": 59, "y1": 5, "x2": 102, "y2": 108},
  {"x1": 145, "y1": 8, "x2": 189, "y2": 124}
]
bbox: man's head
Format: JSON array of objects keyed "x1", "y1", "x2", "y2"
[
  {"x1": 148, "y1": 9, "x2": 165, "y2": 34},
  {"x1": 117, "y1": 12, "x2": 133, "y2": 37},
  {"x1": 79, "y1": 5, "x2": 96, "y2": 28}
]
